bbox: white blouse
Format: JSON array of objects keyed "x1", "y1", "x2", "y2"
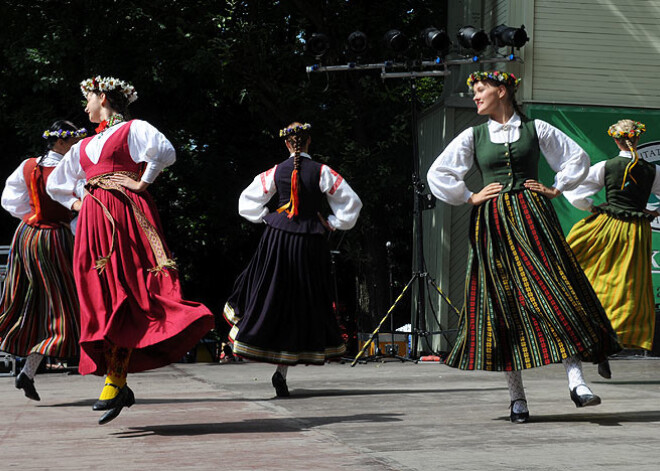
[
  {"x1": 1, "y1": 150, "x2": 78, "y2": 219},
  {"x1": 46, "y1": 120, "x2": 176, "y2": 210},
  {"x1": 426, "y1": 114, "x2": 591, "y2": 206},
  {"x1": 563, "y1": 150, "x2": 660, "y2": 212},
  {"x1": 239, "y1": 153, "x2": 363, "y2": 230}
]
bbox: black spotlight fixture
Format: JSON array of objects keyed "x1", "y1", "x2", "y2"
[
  {"x1": 420, "y1": 27, "x2": 452, "y2": 55},
  {"x1": 347, "y1": 31, "x2": 368, "y2": 55},
  {"x1": 306, "y1": 33, "x2": 330, "y2": 58},
  {"x1": 456, "y1": 26, "x2": 490, "y2": 52},
  {"x1": 490, "y1": 24, "x2": 529, "y2": 49},
  {"x1": 383, "y1": 29, "x2": 409, "y2": 53}
]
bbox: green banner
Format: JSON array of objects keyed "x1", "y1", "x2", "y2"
[{"x1": 527, "y1": 104, "x2": 660, "y2": 307}]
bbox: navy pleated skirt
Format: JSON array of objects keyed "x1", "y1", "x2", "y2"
[{"x1": 224, "y1": 225, "x2": 346, "y2": 364}]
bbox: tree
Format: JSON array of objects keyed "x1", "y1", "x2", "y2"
[{"x1": 0, "y1": 0, "x2": 447, "y2": 342}]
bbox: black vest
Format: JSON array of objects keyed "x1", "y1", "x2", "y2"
[{"x1": 263, "y1": 156, "x2": 326, "y2": 234}]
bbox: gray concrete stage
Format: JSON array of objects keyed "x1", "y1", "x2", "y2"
[{"x1": 1, "y1": 357, "x2": 660, "y2": 470}]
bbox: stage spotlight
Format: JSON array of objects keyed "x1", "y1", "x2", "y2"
[
  {"x1": 420, "y1": 27, "x2": 451, "y2": 55},
  {"x1": 383, "y1": 29, "x2": 409, "y2": 53},
  {"x1": 347, "y1": 31, "x2": 368, "y2": 55},
  {"x1": 306, "y1": 33, "x2": 330, "y2": 58},
  {"x1": 490, "y1": 24, "x2": 529, "y2": 48},
  {"x1": 456, "y1": 26, "x2": 489, "y2": 52}
]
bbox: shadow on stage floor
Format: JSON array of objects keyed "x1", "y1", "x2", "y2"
[
  {"x1": 112, "y1": 413, "x2": 403, "y2": 438},
  {"x1": 40, "y1": 386, "x2": 506, "y2": 407},
  {"x1": 495, "y1": 409, "x2": 660, "y2": 426}
]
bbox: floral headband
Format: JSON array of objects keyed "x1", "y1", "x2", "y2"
[
  {"x1": 279, "y1": 123, "x2": 311, "y2": 138},
  {"x1": 42, "y1": 128, "x2": 88, "y2": 139},
  {"x1": 467, "y1": 71, "x2": 521, "y2": 90},
  {"x1": 607, "y1": 121, "x2": 646, "y2": 139},
  {"x1": 80, "y1": 75, "x2": 138, "y2": 104}
]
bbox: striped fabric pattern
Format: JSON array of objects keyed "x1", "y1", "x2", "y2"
[
  {"x1": 567, "y1": 213, "x2": 655, "y2": 350},
  {"x1": 445, "y1": 190, "x2": 621, "y2": 371},
  {"x1": 0, "y1": 222, "x2": 79, "y2": 358}
]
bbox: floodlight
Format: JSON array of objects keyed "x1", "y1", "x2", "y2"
[
  {"x1": 420, "y1": 27, "x2": 451, "y2": 55},
  {"x1": 383, "y1": 29, "x2": 409, "y2": 53},
  {"x1": 456, "y1": 26, "x2": 489, "y2": 52},
  {"x1": 347, "y1": 31, "x2": 368, "y2": 55},
  {"x1": 490, "y1": 24, "x2": 529, "y2": 48},
  {"x1": 307, "y1": 33, "x2": 330, "y2": 58}
]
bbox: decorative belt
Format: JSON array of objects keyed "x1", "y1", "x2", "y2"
[{"x1": 85, "y1": 171, "x2": 177, "y2": 275}]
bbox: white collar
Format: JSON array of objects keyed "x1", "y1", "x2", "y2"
[
  {"x1": 618, "y1": 150, "x2": 634, "y2": 159},
  {"x1": 41, "y1": 150, "x2": 64, "y2": 166},
  {"x1": 487, "y1": 113, "x2": 521, "y2": 133},
  {"x1": 289, "y1": 152, "x2": 312, "y2": 159}
]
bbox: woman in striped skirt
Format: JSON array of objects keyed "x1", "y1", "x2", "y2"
[
  {"x1": 565, "y1": 120, "x2": 659, "y2": 377},
  {"x1": 224, "y1": 122, "x2": 362, "y2": 397},
  {"x1": 427, "y1": 71, "x2": 621, "y2": 423},
  {"x1": 0, "y1": 120, "x2": 86, "y2": 401}
]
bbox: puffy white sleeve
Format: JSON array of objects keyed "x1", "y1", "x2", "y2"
[
  {"x1": 46, "y1": 143, "x2": 86, "y2": 210},
  {"x1": 238, "y1": 165, "x2": 277, "y2": 223},
  {"x1": 535, "y1": 120, "x2": 590, "y2": 193},
  {"x1": 127, "y1": 120, "x2": 177, "y2": 184},
  {"x1": 562, "y1": 161, "x2": 606, "y2": 212},
  {"x1": 426, "y1": 128, "x2": 475, "y2": 206},
  {"x1": 319, "y1": 165, "x2": 362, "y2": 230},
  {"x1": 1, "y1": 160, "x2": 31, "y2": 219}
]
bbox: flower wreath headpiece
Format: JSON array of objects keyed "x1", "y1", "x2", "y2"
[
  {"x1": 467, "y1": 71, "x2": 521, "y2": 90},
  {"x1": 607, "y1": 121, "x2": 646, "y2": 139},
  {"x1": 80, "y1": 76, "x2": 138, "y2": 104},
  {"x1": 42, "y1": 128, "x2": 88, "y2": 139},
  {"x1": 279, "y1": 123, "x2": 311, "y2": 138}
]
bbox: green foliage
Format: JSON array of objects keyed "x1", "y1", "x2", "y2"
[{"x1": 0, "y1": 0, "x2": 447, "y2": 329}]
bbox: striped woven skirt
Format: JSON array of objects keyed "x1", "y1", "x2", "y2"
[
  {"x1": 0, "y1": 222, "x2": 80, "y2": 358},
  {"x1": 224, "y1": 226, "x2": 346, "y2": 365},
  {"x1": 445, "y1": 190, "x2": 621, "y2": 371},
  {"x1": 567, "y1": 213, "x2": 655, "y2": 350}
]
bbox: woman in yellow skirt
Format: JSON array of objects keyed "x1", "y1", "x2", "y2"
[{"x1": 565, "y1": 120, "x2": 660, "y2": 377}]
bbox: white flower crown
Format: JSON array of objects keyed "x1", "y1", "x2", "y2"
[{"x1": 80, "y1": 76, "x2": 138, "y2": 104}]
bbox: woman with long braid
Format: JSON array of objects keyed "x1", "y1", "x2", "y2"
[
  {"x1": 223, "y1": 122, "x2": 362, "y2": 397},
  {"x1": 0, "y1": 120, "x2": 85, "y2": 401},
  {"x1": 46, "y1": 76, "x2": 214, "y2": 424},
  {"x1": 565, "y1": 120, "x2": 660, "y2": 377},
  {"x1": 427, "y1": 71, "x2": 621, "y2": 423}
]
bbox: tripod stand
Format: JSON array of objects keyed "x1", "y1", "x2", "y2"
[{"x1": 352, "y1": 76, "x2": 460, "y2": 366}]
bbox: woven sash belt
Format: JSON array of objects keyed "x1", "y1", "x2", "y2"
[{"x1": 85, "y1": 171, "x2": 177, "y2": 276}]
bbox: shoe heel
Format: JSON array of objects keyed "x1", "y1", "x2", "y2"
[{"x1": 126, "y1": 387, "x2": 135, "y2": 408}]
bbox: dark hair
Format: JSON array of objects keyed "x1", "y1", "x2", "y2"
[
  {"x1": 278, "y1": 122, "x2": 311, "y2": 218},
  {"x1": 93, "y1": 88, "x2": 131, "y2": 119},
  {"x1": 44, "y1": 120, "x2": 80, "y2": 151}
]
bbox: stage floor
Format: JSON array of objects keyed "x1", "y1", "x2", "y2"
[{"x1": 1, "y1": 357, "x2": 659, "y2": 470}]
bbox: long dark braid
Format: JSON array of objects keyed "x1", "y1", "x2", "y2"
[{"x1": 277, "y1": 122, "x2": 311, "y2": 219}]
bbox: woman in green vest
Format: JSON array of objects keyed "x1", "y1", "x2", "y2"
[
  {"x1": 565, "y1": 120, "x2": 660, "y2": 377},
  {"x1": 426, "y1": 71, "x2": 621, "y2": 423}
]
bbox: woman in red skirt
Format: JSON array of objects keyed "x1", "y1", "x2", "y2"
[
  {"x1": 0, "y1": 120, "x2": 85, "y2": 401},
  {"x1": 47, "y1": 76, "x2": 214, "y2": 424}
]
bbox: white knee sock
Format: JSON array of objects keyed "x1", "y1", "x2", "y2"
[
  {"x1": 562, "y1": 355, "x2": 591, "y2": 395},
  {"x1": 505, "y1": 371, "x2": 528, "y2": 413},
  {"x1": 276, "y1": 364, "x2": 288, "y2": 380},
  {"x1": 21, "y1": 353, "x2": 44, "y2": 380}
]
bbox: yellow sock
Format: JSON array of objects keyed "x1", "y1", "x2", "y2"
[{"x1": 98, "y1": 374, "x2": 127, "y2": 401}]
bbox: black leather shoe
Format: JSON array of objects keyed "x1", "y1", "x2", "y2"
[
  {"x1": 570, "y1": 385, "x2": 601, "y2": 408},
  {"x1": 272, "y1": 371, "x2": 290, "y2": 398},
  {"x1": 15, "y1": 372, "x2": 40, "y2": 401},
  {"x1": 98, "y1": 386, "x2": 135, "y2": 425},
  {"x1": 509, "y1": 399, "x2": 529, "y2": 424},
  {"x1": 93, "y1": 383, "x2": 122, "y2": 411},
  {"x1": 598, "y1": 360, "x2": 612, "y2": 379}
]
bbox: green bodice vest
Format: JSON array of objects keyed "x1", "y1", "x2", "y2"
[
  {"x1": 473, "y1": 119, "x2": 540, "y2": 192},
  {"x1": 598, "y1": 156, "x2": 656, "y2": 220}
]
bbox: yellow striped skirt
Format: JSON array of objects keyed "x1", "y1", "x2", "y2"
[{"x1": 567, "y1": 213, "x2": 655, "y2": 350}]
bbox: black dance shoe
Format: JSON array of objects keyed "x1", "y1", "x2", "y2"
[
  {"x1": 272, "y1": 371, "x2": 290, "y2": 398},
  {"x1": 597, "y1": 360, "x2": 612, "y2": 379},
  {"x1": 570, "y1": 385, "x2": 601, "y2": 408},
  {"x1": 15, "y1": 372, "x2": 40, "y2": 401},
  {"x1": 509, "y1": 399, "x2": 529, "y2": 424},
  {"x1": 93, "y1": 383, "x2": 123, "y2": 411},
  {"x1": 98, "y1": 385, "x2": 135, "y2": 425}
]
